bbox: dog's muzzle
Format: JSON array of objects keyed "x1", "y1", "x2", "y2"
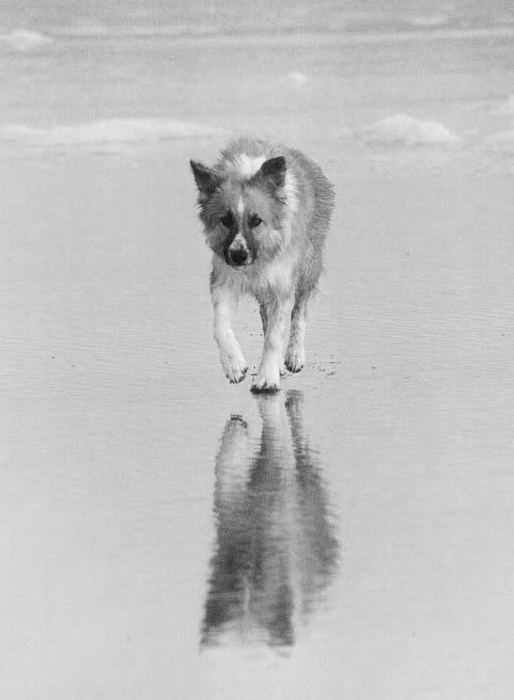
[
  {"x1": 228, "y1": 247, "x2": 248, "y2": 266},
  {"x1": 227, "y1": 235, "x2": 252, "y2": 268}
]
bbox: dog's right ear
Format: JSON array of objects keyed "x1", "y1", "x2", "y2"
[{"x1": 190, "y1": 160, "x2": 219, "y2": 197}]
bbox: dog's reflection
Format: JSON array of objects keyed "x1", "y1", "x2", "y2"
[{"x1": 201, "y1": 391, "x2": 339, "y2": 648}]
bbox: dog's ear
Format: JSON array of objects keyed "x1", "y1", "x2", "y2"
[
  {"x1": 259, "y1": 156, "x2": 286, "y2": 188},
  {"x1": 190, "y1": 160, "x2": 219, "y2": 196}
]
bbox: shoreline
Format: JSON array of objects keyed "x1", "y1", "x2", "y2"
[{"x1": 3, "y1": 24, "x2": 514, "y2": 51}]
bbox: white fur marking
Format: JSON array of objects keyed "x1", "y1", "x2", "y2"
[
  {"x1": 284, "y1": 170, "x2": 298, "y2": 214},
  {"x1": 237, "y1": 196, "x2": 245, "y2": 216},
  {"x1": 232, "y1": 232, "x2": 246, "y2": 247},
  {"x1": 236, "y1": 154, "x2": 266, "y2": 178}
]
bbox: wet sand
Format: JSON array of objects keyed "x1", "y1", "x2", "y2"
[{"x1": 2, "y1": 29, "x2": 514, "y2": 700}]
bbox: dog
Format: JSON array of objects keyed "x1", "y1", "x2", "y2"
[{"x1": 190, "y1": 136, "x2": 334, "y2": 393}]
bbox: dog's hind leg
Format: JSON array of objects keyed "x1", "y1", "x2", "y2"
[
  {"x1": 212, "y1": 284, "x2": 248, "y2": 384},
  {"x1": 259, "y1": 303, "x2": 268, "y2": 336},
  {"x1": 285, "y1": 296, "x2": 308, "y2": 373}
]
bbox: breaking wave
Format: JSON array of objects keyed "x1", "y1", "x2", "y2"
[
  {"x1": 0, "y1": 29, "x2": 53, "y2": 53},
  {"x1": 361, "y1": 114, "x2": 461, "y2": 148},
  {"x1": 0, "y1": 119, "x2": 225, "y2": 147},
  {"x1": 2, "y1": 21, "x2": 514, "y2": 54}
]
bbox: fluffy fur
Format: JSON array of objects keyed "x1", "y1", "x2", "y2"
[{"x1": 190, "y1": 136, "x2": 334, "y2": 393}]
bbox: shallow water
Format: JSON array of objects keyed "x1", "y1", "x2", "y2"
[{"x1": 2, "y1": 17, "x2": 514, "y2": 700}]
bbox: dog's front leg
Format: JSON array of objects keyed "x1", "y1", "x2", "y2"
[
  {"x1": 252, "y1": 296, "x2": 292, "y2": 393},
  {"x1": 212, "y1": 286, "x2": 248, "y2": 384}
]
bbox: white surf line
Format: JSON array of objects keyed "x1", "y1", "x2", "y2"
[
  {"x1": 0, "y1": 119, "x2": 226, "y2": 146},
  {"x1": 55, "y1": 26, "x2": 514, "y2": 48}
]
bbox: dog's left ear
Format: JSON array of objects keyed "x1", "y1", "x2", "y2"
[
  {"x1": 190, "y1": 160, "x2": 219, "y2": 196},
  {"x1": 259, "y1": 156, "x2": 286, "y2": 188}
]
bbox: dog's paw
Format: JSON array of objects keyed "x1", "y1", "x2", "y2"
[
  {"x1": 226, "y1": 365, "x2": 249, "y2": 384},
  {"x1": 228, "y1": 414, "x2": 248, "y2": 427},
  {"x1": 284, "y1": 346, "x2": 305, "y2": 374},
  {"x1": 221, "y1": 354, "x2": 248, "y2": 384},
  {"x1": 251, "y1": 371, "x2": 281, "y2": 394}
]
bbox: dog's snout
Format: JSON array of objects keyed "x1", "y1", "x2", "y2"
[{"x1": 228, "y1": 247, "x2": 248, "y2": 266}]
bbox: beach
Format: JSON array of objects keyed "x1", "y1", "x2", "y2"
[{"x1": 2, "y1": 4, "x2": 514, "y2": 698}]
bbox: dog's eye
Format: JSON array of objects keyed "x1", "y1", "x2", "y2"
[
  {"x1": 248, "y1": 215, "x2": 263, "y2": 228},
  {"x1": 219, "y1": 212, "x2": 234, "y2": 228}
]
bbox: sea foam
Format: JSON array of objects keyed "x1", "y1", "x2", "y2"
[
  {"x1": 362, "y1": 114, "x2": 460, "y2": 148},
  {"x1": 408, "y1": 15, "x2": 450, "y2": 28},
  {"x1": 287, "y1": 71, "x2": 310, "y2": 86},
  {"x1": 0, "y1": 119, "x2": 224, "y2": 147},
  {"x1": 1, "y1": 29, "x2": 53, "y2": 53}
]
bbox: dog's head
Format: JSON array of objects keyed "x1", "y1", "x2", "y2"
[{"x1": 190, "y1": 156, "x2": 288, "y2": 269}]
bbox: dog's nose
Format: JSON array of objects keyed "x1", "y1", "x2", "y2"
[{"x1": 228, "y1": 248, "x2": 248, "y2": 266}]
